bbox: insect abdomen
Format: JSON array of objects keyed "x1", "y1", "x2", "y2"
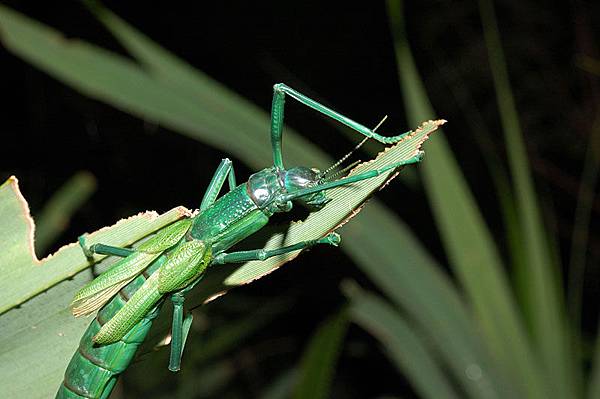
[{"x1": 56, "y1": 261, "x2": 163, "y2": 399}]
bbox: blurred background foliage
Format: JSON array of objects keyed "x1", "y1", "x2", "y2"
[{"x1": 0, "y1": 0, "x2": 599, "y2": 398}]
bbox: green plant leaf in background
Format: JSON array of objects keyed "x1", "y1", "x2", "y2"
[
  {"x1": 292, "y1": 308, "x2": 349, "y2": 399},
  {"x1": 478, "y1": 1, "x2": 577, "y2": 396},
  {"x1": 345, "y1": 282, "x2": 460, "y2": 399},
  {"x1": 386, "y1": 1, "x2": 548, "y2": 397}
]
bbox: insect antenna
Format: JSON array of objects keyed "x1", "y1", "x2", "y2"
[
  {"x1": 322, "y1": 160, "x2": 362, "y2": 182},
  {"x1": 318, "y1": 115, "x2": 388, "y2": 182}
]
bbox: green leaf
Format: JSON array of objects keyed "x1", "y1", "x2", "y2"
[
  {"x1": 0, "y1": 177, "x2": 188, "y2": 315},
  {"x1": 0, "y1": 3, "x2": 322, "y2": 171},
  {"x1": 478, "y1": 0, "x2": 576, "y2": 396},
  {"x1": 0, "y1": 176, "x2": 188, "y2": 399},
  {"x1": 292, "y1": 309, "x2": 349, "y2": 399},
  {"x1": 342, "y1": 200, "x2": 514, "y2": 398},
  {"x1": 222, "y1": 121, "x2": 441, "y2": 286},
  {"x1": 259, "y1": 369, "x2": 298, "y2": 399},
  {"x1": 589, "y1": 323, "x2": 600, "y2": 399},
  {"x1": 387, "y1": 0, "x2": 547, "y2": 397},
  {"x1": 346, "y1": 284, "x2": 460, "y2": 399}
]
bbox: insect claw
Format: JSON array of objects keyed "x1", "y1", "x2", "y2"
[
  {"x1": 78, "y1": 235, "x2": 94, "y2": 259},
  {"x1": 324, "y1": 232, "x2": 341, "y2": 246}
]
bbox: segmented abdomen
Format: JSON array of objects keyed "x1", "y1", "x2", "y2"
[{"x1": 56, "y1": 259, "x2": 164, "y2": 399}]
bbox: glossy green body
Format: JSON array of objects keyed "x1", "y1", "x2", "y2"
[
  {"x1": 190, "y1": 184, "x2": 269, "y2": 252},
  {"x1": 57, "y1": 83, "x2": 425, "y2": 399},
  {"x1": 57, "y1": 259, "x2": 165, "y2": 398}
]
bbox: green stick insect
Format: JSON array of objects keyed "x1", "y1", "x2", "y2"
[{"x1": 56, "y1": 84, "x2": 425, "y2": 399}]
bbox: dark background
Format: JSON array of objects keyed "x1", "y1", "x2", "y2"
[{"x1": 1, "y1": 1, "x2": 599, "y2": 398}]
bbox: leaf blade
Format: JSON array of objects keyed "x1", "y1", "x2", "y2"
[
  {"x1": 478, "y1": 0, "x2": 576, "y2": 395},
  {"x1": 387, "y1": 0, "x2": 547, "y2": 397},
  {"x1": 292, "y1": 309, "x2": 349, "y2": 399},
  {"x1": 347, "y1": 285, "x2": 460, "y2": 399}
]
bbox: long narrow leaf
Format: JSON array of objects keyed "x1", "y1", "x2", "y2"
[
  {"x1": 343, "y1": 198, "x2": 513, "y2": 398},
  {"x1": 589, "y1": 320, "x2": 600, "y2": 399},
  {"x1": 387, "y1": 1, "x2": 546, "y2": 397},
  {"x1": 346, "y1": 285, "x2": 460, "y2": 399},
  {"x1": 292, "y1": 309, "x2": 349, "y2": 399},
  {"x1": 478, "y1": 0, "x2": 576, "y2": 396}
]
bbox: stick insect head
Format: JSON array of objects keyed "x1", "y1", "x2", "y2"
[
  {"x1": 281, "y1": 166, "x2": 330, "y2": 210},
  {"x1": 281, "y1": 115, "x2": 388, "y2": 210},
  {"x1": 281, "y1": 134, "x2": 371, "y2": 210}
]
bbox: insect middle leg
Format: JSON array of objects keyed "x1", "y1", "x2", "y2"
[
  {"x1": 78, "y1": 236, "x2": 135, "y2": 259},
  {"x1": 212, "y1": 232, "x2": 341, "y2": 265},
  {"x1": 78, "y1": 218, "x2": 192, "y2": 261}
]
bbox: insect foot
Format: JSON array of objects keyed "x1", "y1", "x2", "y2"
[{"x1": 322, "y1": 232, "x2": 341, "y2": 247}]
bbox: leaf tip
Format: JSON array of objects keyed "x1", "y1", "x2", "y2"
[{"x1": 2, "y1": 175, "x2": 39, "y2": 263}]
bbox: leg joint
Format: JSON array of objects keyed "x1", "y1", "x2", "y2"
[{"x1": 273, "y1": 82, "x2": 286, "y2": 93}]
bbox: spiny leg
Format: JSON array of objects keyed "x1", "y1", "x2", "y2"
[
  {"x1": 200, "y1": 158, "x2": 237, "y2": 211},
  {"x1": 212, "y1": 232, "x2": 341, "y2": 265},
  {"x1": 280, "y1": 152, "x2": 424, "y2": 203},
  {"x1": 270, "y1": 83, "x2": 411, "y2": 168}
]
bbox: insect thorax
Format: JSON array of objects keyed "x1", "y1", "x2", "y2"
[{"x1": 247, "y1": 167, "x2": 290, "y2": 215}]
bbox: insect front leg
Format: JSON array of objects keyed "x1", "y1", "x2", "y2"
[
  {"x1": 212, "y1": 232, "x2": 341, "y2": 264},
  {"x1": 280, "y1": 151, "x2": 425, "y2": 203},
  {"x1": 200, "y1": 158, "x2": 237, "y2": 211}
]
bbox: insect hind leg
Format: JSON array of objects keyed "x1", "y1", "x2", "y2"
[
  {"x1": 167, "y1": 280, "x2": 200, "y2": 372},
  {"x1": 78, "y1": 235, "x2": 135, "y2": 259}
]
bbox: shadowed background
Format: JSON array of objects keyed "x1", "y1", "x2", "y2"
[{"x1": 0, "y1": 1, "x2": 599, "y2": 398}]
